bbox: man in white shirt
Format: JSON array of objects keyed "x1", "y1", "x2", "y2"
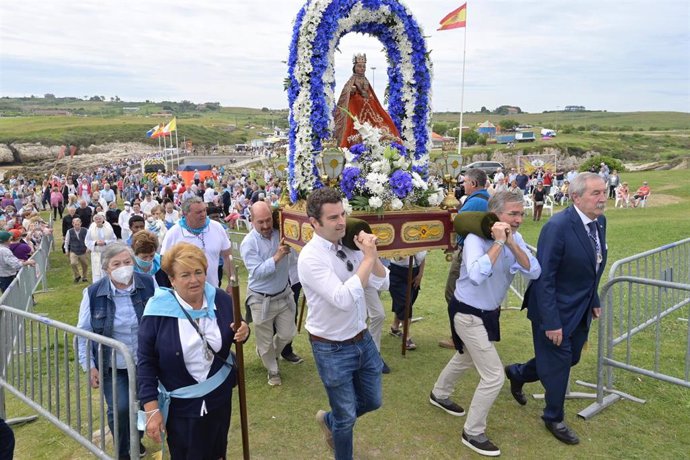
[
  {"x1": 160, "y1": 197, "x2": 232, "y2": 290},
  {"x1": 298, "y1": 187, "x2": 389, "y2": 459},
  {"x1": 140, "y1": 192, "x2": 157, "y2": 216},
  {"x1": 429, "y1": 191, "x2": 541, "y2": 457},
  {"x1": 203, "y1": 184, "x2": 216, "y2": 204}
]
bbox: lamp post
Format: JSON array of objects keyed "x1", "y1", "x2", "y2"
[{"x1": 371, "y1": 66, "x2": 376, "y2": 93}]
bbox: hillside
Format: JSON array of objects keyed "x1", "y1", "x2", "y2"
[{"x1": 0, "y1": 97, "x2": 688, "y2": 170}]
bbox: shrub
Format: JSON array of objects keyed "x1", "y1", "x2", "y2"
[{"x1": 578, "y1": 155, "x2": 625, "y2": 173}]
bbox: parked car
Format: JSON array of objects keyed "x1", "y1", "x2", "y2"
[{"x1": 460, "y1": 161, "x2": 505, "y2": 179}]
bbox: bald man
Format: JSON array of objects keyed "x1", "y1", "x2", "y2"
[{"x1": 240, "y1": 201, "x2": 299, "y2": 386}]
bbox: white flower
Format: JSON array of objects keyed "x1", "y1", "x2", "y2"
[
  {"x1": 427, "y1": 191, "x2": 443, "y2": 206},
  {"x1": 342, "y1": 197, "x2": 353, "y2": 215},
  {"x1": 365, "y1": 172, "x2": 388, "y2": 195},
  {"x1": 368, "y1": 196, "x2": 383, "y2": 209},
  {"x1": 411, "y1": 171, "x2": 427, "y2": 189},
  {"x1": 391, "y1": 197, "x2": 403, "y2": 210},
  {"x1": 370, "y1": 160, "x2": 391, "y2": 175}
]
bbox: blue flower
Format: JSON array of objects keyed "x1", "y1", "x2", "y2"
[
  {"x1": 341, "y1": 166, "x2": 363, "y2": 200},
  {"x1": 349, "y1": 143, "x2": 367, "y2": 160},
  {"x1": 390, "y1": 142, "x2": 407, "y2": 157},
  {"x1": 389, "y1": 170, "x2": 413, "y2": 199}
]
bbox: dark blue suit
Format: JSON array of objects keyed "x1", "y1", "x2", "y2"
[{"x1": 513, "y1": 205, "x2": 607, "y2": 422}]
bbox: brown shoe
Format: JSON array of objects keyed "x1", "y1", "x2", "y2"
[
  {"x1": 315, "y1": 410, "x2": 334, "y2": 451},
  {"x1": 438, "y1": 338, "x2": 455, "y2": 349}
]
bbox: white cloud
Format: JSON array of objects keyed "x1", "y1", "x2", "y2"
[{"x1": 1, "y1": 0, "x2": 688, "y2": 112}]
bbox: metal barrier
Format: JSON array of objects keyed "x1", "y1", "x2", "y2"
[
  {"x1": 0, "y1": 306, "x2": 140, "y2": 460},
  {"x1": 578, "y1": 238, "x2": 690, "y2": 419},
  {"x1": 608, "y1": 237, "x2": 690, "y2": 285},
  {"x1": 506, "y1": 243, "x2": 537, "y2": 308},
  {"x1": 0, "y1": 233, "x2": 140, "y2": 459},
  {"x1": 228, "y1": 230, "x2": 247, "y2": 263}
]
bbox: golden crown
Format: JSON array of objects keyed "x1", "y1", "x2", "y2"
[{"x1": 352, "y1": 53, "x2": 367, "y2": 64}]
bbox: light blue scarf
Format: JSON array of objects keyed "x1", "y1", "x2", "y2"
[
  {"x1": 143, "y1": 282, "x2": 217, "y2": 319},
  {"x1": 178, "y1": 216, "x2": 210, "y2": 235}
]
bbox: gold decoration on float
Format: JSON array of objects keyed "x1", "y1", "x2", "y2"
[{"x1": 401, "y1": 221, "x2": 444, "y2": 243}]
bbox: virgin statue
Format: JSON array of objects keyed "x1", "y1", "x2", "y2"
[{"x1": 333, "y1": 53, "x2": 401, "y2": 148}]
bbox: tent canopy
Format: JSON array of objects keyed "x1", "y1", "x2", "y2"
[{"x1": 178, "y1": 163, "x2": 212, "y2": 171}]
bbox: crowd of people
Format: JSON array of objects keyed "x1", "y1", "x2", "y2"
[{"x1": 0, "y1": 154, "x2": 644, "y2": 459}]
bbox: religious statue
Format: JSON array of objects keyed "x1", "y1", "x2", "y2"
[{"x1": 333, "y1": 53, "x2": 402, "y2": 148}]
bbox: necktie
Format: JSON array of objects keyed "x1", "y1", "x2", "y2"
[{"x1": 587, "y1": 221, "x2": 601, "y2": 259}]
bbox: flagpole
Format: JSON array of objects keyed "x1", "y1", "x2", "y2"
[
  {"x1": 175, "y1": 125, "x2": 180, "y2": 171},
  {"x1": 457, "y1": 12, "x2": 468, "y2": 158}
]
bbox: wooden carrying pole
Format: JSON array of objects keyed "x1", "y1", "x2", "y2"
[
  {"x1": 401, "y1": 256, "x2": 414, "y2": 356},
  {"x1": 230, "y1": 265, "x2": 250, "y2": 459}
]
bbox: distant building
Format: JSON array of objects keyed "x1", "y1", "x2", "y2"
[
  {"x1": 565, "y1": 105, "x2": 586, "y2": 112},
  {"x1": 31, "y1": 109, "x2": 72, "y2": 116},
  {"x1": 477, "y1": 120, "x2": 497, "y2": 137},
  {"x1": 505, "y1": 106, "x2": 520, "y2": 115}
]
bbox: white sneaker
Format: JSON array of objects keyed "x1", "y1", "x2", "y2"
[{"x1": 267, "y1": 371, "x2": 282, "y2": 386}]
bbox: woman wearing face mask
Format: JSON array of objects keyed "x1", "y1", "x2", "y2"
[
  {"x1": 131, "y1": 230, "x2": 171, "y2": 288},
  {"x1": 76, "y1": 242, "x2": 156, "y2": 459}
]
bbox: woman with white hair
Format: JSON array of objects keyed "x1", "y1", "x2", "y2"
[{"x1": 85, "y1": 213, "x2": 117, "y2": 282}]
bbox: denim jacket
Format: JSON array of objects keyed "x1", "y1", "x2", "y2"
[{"x1": 87, "y1": 272, "x2": 155, "y2": 370}]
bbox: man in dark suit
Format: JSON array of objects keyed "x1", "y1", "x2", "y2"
[{"x1": 505, "y1": 172, "x2": 608, "y2": 445}]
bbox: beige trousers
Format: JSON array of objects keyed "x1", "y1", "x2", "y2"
[{"x1": 432, "y1": 312, "x2": 505, "y2": 436}]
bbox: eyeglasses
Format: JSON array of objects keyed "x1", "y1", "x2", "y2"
[{"x1": 335, "y1": 249, "x2": 354, "y2": 272}]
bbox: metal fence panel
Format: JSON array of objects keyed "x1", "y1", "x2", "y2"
[{"x1": 578, "y1": 238, "x2": 690, "y2": 419}]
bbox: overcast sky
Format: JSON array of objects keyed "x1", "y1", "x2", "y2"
[{"x1": 1, "y1": 0, "x2": 689, "y2": 113}]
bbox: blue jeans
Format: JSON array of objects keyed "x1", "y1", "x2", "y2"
[
  {"x1": 102, "y1": 368, "x2": 135, "y2": 458},
  {"x1": 310, "y1": 331, "x2": 382, "y2": 460}
]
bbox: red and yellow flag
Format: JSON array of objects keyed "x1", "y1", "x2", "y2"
[{"x1": 438, "y1": 3, "x2": 467, "y2": 31}]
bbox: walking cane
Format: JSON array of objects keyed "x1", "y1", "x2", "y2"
[
  {"x1": 230, "y1": 265, "x2": 250, "y2": 459},
  {"x1": 297, "y1": 294, "x2": 307, "y2": 333},
  {"x1": 401, "y1": 256, "x2": 414, "y2": 356}
]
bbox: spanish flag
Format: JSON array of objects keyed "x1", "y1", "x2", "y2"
[{"x1": 438, "y1": 3, "x2": 467, "y2": 31}]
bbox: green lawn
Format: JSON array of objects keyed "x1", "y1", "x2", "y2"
[{"x1": 6, "y1": 169, "x2": 690, "y2": 459}]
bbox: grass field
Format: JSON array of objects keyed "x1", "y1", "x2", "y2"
[{"x1": 5, "y1": 169, "x2": 690, "y2": 459}]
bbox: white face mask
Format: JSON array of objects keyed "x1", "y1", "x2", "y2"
[{"x1": 110, "y1": 265, "x2": 134, "y2": 284}]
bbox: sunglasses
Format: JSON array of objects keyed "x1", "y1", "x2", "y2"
[{"x1": 335, "y1": 249, "x2": 354, "y2": 272}]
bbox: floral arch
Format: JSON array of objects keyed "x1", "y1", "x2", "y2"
[{"x1": 286, "y1": 0, "x2": 433, "y2": 202}]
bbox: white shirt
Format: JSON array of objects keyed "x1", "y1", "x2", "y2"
[
  {"x1": 203, "y1": 188, "x2": 216, "y2": 203},
  {"x1": 173, "y1": 291, "x2": 221, "y2": 382},
  {"x1": 141, "y1": 199, "x2": 157, "y2": 216},
  {"x1": 160, "y1": 220, "x2": 230, "y2": 287},
  {"x1": 455, "y1": 232, "x2": 541, "y2": 311},
  {"x1": 389, "y1": 251, "x2": 427, "y2": 268},
  {"x1": 298, "y1": 233, "x2": 389, "y2": 341},
  {"x1": 574, "y1": 205, "x2": 603, "y2": 269}
]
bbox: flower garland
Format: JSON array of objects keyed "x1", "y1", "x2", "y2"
[{"x1": 287, "y1": 0, "x2": 433, "y2": 202}]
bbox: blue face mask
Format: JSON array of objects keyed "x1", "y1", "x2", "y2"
[{"x1": 135, "y1": 256, "x2": 153, "y2": 270}]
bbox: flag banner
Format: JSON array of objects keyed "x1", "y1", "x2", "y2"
[
  {"x1": 162, "y1": 117, "x2": 177, "y2": 134},
  {"x1": 146, "y1": 125, "x2": 159, "y2": 137},
  {"x1": 150, "y1": 123, "x2": 165, "y2": 139},
  {"x1": 517, "y1": 154, "x2": 557, "y2": 175},
  {"x1": 57, "y1": 145, "x2": 66, "y2": 160},
  {"x1": 438, "y1": 3, "x2": 467, "y2": 31}
]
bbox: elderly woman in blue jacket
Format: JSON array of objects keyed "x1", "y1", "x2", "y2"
[
  {"x1": 137, "y1": 242, "x2": 249, "y2": 459},
  {"x1": 76, "y1": 241, "x2": 155, "y2": 459}
]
